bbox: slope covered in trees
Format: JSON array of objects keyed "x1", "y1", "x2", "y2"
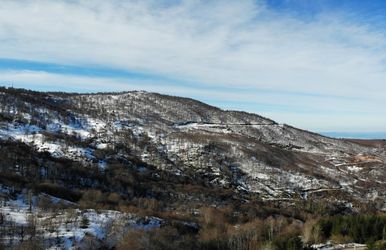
[{"x1": 0, "y1": 87, "x2": 385, "y2": 249}]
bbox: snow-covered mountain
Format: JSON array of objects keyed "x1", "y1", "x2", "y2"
[{"x1": 0, "y1": 87, "x2": 385, "y2": 248}]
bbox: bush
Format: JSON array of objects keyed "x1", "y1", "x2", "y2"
[
  {"x1": 317, "y1": 215, "x2": 386, "y2": 244},
  {"x1": 81, "y1": 215, "x2": 90, "y2": 229},
  {"x1": 117, "y1": 227, "x2": 198, "y2": 250},
  {"x1": 271, "y1": 236, "x2": 303, "y2": 250},
  {"x1": 36, "y1": 183, "x2": 81, "y2": 202}
]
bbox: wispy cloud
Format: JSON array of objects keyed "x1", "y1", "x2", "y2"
[{"x1": 0, "y1": 0, "x2": 386, "y2": 131}]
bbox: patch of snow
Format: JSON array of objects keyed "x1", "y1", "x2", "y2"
[
  {"x1": 347, "y1": 165, "x2": 362, "y2": 172},
  {"x1": 96, "y1": 143, "x2": 108, "y2": 149}
]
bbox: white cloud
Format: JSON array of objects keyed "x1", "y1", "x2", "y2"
[{"x1": 0, "y1": 0, "x2": 386, "y2": 131}]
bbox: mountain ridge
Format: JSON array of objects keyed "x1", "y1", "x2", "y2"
[{"x1": 0, "y1": 86, "x2": 385, "y2": 249}]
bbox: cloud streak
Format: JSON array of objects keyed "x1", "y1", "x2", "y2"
[{"x1": 0, "y1": 0, "x2": 386, "y2": 132}]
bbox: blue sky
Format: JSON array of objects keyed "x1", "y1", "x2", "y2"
[{"x1": 1, "y1": 0, "x2": 386, "y2": 133}]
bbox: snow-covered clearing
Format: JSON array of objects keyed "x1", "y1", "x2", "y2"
[{"x1": 0, "y1": 189, "x2": 162, "y2": 249}]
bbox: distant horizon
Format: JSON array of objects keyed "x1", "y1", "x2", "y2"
[
  {"x1": 320, "y1": 131, "x2": 386, "y2": 140},
  {"x1": 1, "y1": 1, "x2": 386, "y2": 132}
]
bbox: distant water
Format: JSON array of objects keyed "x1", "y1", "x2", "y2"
[{"x1": 320, "y1": 132, "x2": 386, "y2": 140}]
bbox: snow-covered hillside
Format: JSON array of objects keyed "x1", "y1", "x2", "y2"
[
  {"x1": 0, "y1": 87, "x2": 386, "y2": 249},
  {"x1": 1, "y1": 88, "x2": 384, "y2": 200}
]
